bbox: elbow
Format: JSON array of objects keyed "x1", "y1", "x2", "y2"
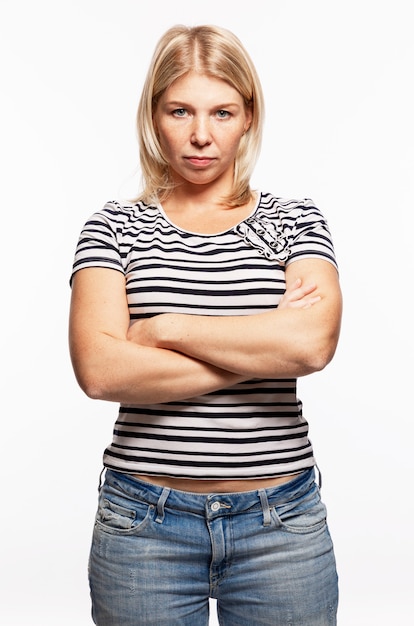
[
  {"x1": 300, "y1": 310, "x2": 342, "y2": 374},
  {"x1": 81, "y1": 380, "x2": 108, "y2": 401},
  {"x1": 306, "y1": 346, "x2": 336, "y2": 373},
  {"x1": 72, "y1": 363, "x2": 114, "y2": 401},
  {"x1": 302, "y1": 335, "x2": 339, "y2": 374},
  {"x1": 76, "y1": 374, "x2": 108, "y2": 401}
]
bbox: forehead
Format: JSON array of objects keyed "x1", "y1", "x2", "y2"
[{"x1": 161, "y1": 71, "x2": 244, "y2": 105}]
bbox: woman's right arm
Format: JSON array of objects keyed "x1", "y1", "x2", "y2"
[{"x1": 69, "y1": 267, "x2": 246, "y2": 404}]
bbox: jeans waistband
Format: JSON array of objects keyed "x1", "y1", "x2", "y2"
[{"x1": 102, "y1": 468, "x2": 316, "y2": 520}]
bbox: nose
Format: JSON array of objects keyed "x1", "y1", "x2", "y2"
[{"x1": 190, "y1": 115, "x2": 212, "y2": 147}]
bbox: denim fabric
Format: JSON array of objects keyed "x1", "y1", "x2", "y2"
[{"x1": 89, "y1": 469, "x2": 338, "y2": 625}]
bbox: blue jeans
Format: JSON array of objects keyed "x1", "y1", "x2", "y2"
[{"x1": 89, "y1": 469, "x2": 338, "y2": 625}]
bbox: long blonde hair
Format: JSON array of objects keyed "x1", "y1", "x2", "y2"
[{"x1": 136, "y1": 25, "x2": 264, "y2": 207}]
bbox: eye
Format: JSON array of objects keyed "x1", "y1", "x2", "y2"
[
  {"x1": 216, "y1": 109, "x2": 231, "y2": 119},
  {"x1": 172, "y1": 108, "x2": 187, "y2": 117}
]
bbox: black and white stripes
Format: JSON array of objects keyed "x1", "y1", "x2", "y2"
[{"x1": 72, "y1": 192, "x2": 337, "y2": 479}]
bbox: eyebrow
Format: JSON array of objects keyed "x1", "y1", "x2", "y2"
[{"x1": 163, "y1": 100, "x2": 241, "y2": 109}]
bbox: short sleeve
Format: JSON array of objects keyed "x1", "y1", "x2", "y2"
[
  {"x1": 286, "y1": 200, "x2": 338, "y2": 270},
  {"x1": 70, "y1": 202, "x2": 125, "y2": 285}
]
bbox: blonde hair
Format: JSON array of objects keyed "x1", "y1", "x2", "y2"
[{"x1": 136, "y1": 25, "x2": 264, "y2": 207}]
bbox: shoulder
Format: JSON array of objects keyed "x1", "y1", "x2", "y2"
[
  {"x1": 258, "y1": 193, "x2": 331, "y2": 230},
  {"x1": 259, "y1": 193, "x2": 323, "y2": 217},
  {"x1": 71, "y1": 200, "x2": 159, "y2": 279},
  {"x1": 98, "y1": 199, "x2": 156, "y2": 222},
  {"x1": 82, "y1": 199, "x2": 159, "y2": 234},
  {"x1": 254, "y1": 192, "x2": 337, "y2": 265}
]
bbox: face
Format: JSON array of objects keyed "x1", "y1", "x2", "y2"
[{"x1": 153, "y1": 71, "x2": 252, "y2": 190}]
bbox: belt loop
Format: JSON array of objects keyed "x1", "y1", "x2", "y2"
[
  {"x1": 258, "y1": 489, "x2": 271, "y2": 527},
  {"x1": 315, "y1": 463, "x2": 323, "y2": 489},
  {"x1": 98, "y1": 467, "x2": 106, "y2": 492},
  {"x1": 155, "y1": 487, "x2": 170, "y2": 524}
]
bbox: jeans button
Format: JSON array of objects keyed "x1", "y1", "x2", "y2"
[{"x1": 211, "y1": 501, "x2": 221, "y2": 512}]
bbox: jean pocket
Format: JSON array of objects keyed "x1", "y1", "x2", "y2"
[
  {"x1": 272, "y1": 488, "x2": 327, "y2": 534},
  {"x1": 95, "y1": 497, "x2": 154, "y2": 535}
]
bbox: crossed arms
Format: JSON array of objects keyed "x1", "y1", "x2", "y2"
[{"x1": 69, "y1": 258, "x2": 342, "y2": 405}]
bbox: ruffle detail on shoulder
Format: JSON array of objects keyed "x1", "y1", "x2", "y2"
[{"x1": 234, "y1": 214, "x2": 292, "y2": 262}]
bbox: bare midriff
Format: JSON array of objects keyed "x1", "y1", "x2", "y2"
[{"x1": 133, "y1": 473, "x2": 300, "y2": 494}]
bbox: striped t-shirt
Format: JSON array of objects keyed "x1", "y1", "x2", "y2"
[{"x1": 71, "y1": 192, "x2": 337, "y2": 479}]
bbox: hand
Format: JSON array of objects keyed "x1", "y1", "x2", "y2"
[{"x1": 278, "y1": 278, "x2": 321, "y2": 310}]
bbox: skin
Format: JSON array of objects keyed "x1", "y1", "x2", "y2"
[{"x1": 69, "y1": 72, "x2": 342, "y2": 493}]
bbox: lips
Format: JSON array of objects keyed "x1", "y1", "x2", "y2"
[{"x1": 185, "y1": 157, "x2": 215, "y2": 167}]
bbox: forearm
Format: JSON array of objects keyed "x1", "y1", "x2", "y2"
[
  {"x1": 69, "y1": 268, "x2": 247, "y2": 405},
  {"x1": 134, "y1": 260, "x2": 343, "y2": 379},
  {"x1": 70, "y1": 334, "x2": 247, "y2": 404},
  {"x1": 145, "y1": 307, "x2": 339, "y2": 378}
]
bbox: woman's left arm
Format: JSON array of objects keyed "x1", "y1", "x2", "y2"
[{"x1": 128, "y1": 258, "x2": 342, "y2": 379}]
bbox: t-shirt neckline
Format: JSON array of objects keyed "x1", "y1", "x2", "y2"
[{"x1": 155, "y1": 192, "x2": 262, "y2": 236}]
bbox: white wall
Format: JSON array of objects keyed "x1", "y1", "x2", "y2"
[{"x1": 1, "y1": 1, "x2": 413, "y2": 624}]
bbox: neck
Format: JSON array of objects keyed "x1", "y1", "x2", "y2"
[
  {"x1": 162, "y1": 180, "x2": 252, "y2": 212},
  {"x1": 159, "y1": 191, "x2": 257, "y2": 235}
]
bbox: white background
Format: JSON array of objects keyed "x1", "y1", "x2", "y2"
[{"x1": 1, "y1": 0, "x2": 413, "y2": 624}]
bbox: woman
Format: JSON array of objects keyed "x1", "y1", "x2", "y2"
[{"x1": 69, "y1": 24, "x2": 342, "y2": 626}]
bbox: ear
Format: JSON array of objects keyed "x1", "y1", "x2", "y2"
[{"x1": 243, "y1": 107, "x2": 253, "y2": 134}]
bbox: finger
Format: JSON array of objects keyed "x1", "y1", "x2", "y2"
[
  {"x1": 283, "y1": 283, "x2": 317, "y2": 302},
  {"x1": 284, "y1": 295, "x2": 321, "y2": 309},
  {"x1": 298, "y1": 282, "x2": 318, "y2": 296}
]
